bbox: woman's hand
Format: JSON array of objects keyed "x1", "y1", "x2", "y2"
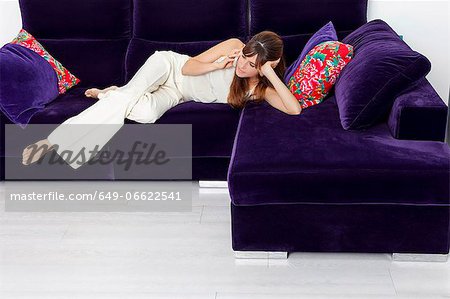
[
  {"x1": 214, "y1": 47, "x2": 243, "y2": 70},
  {"x1": 258, "y1": 57, "x2": 281, "y2": 77}
]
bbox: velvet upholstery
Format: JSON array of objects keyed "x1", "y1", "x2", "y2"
[
  {"x1": 127, "y1": 0, "x2": 248, "y2": 80},
  {"x1": 0, "y1": 86, "x2": 241, "y2": 180},
  {"x1": 335, "y1": 19, "x2": 432, "y2": 130},
  {"x1": 126, "y1": 100, "x2": 241, "y2": 158},
  {"x1": 125, "y1": 38, "x2": 248, "y2": 82},
  {"x1": 249, "y1": 0, "x2": 367, "y2": 35},
  {"x1": 133, "y1": 0, "x2": 247, "y2": 41},
  {"x1": 18, "y1": 0, "x2": 132, "y2": 39},
  {"x1": 283, "y1": 21, "x2": 338, "y2": 84},
  {"x1": 20, "y1": 87, "x2": 101, "y2": 124},
  {"x1": 249, "y1": 0, "x2": 368, "y2": 67},
  {"x1": 2, "y1": 86, "x2": 241, "y2": 158},
  {"x1": 388, "y1": 77, "x2": 448, "y2": 142},
  {"x1": 0, "y1": 43, "x2": 59, "y2": 127},
  {"x1": 36, "y1": 39, "x2": 130, "y2": 88},
  {"x1": 231, "y1": 203, "x2": 450, "y2": 253},
  {"x1": 227, "y1": 98, "x2": 450, "y2": 206},
  {"x1": 18, "y1": 0, "x2": 132, "y2": 88}
]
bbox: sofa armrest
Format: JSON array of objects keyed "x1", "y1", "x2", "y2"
[{"x1": 388, "y1": 77, "x2": 448, "y2": 141}]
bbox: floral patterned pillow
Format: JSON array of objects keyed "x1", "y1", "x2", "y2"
[
  {"x1": 10, "y1": 28, "x2": 80, "y2": 94},
  {"x1": 287, "y1": 41, "x2": 353, "y2": 109}
]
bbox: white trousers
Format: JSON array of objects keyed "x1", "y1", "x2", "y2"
[{"x1": 47, "y1": 50, "x2": 191, "y2": 170}]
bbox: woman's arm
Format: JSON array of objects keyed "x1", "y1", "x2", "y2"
[
  {"x1": 181, "y1": 38, "x2": 245, "y2": 76},
  {"x1": 260, "y1": 62, "x2": 302, "y2": 115}
]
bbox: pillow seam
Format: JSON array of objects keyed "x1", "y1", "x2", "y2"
[{"x1": 346, "y1": 56, "x2": 426, "y2": 129}]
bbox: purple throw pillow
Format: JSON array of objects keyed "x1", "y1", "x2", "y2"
[
  {"x1": 0, "y1": 43, "x2": 59, "y2": 128},
  {"x1": 284, "y1": 21, "x2": 338, "y2": 84},
  {"x1": 334, "y1": 19, "x2": 431, "y2": 130}
]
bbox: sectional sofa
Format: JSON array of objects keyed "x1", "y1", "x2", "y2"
[{"x1": 1, "y1": 0, "x2": 449, "y2": 261}]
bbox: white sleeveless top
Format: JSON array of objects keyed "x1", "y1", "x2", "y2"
[{"x1": 180, "y1": 55, "x2": 254, "y2": 104}]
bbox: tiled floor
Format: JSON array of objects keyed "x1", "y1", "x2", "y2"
[{"x1": 0, "y1": 181, "x2": 449, "y2": 298}]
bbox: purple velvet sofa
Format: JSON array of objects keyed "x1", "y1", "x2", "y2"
[{"x1": 0, "y1": 0, "x2": 449, "y2": 260}]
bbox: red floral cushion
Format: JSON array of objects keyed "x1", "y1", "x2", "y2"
[
  {"x1": 287, "y1": 41, "x2": 353, "y2": 109},
  {"x1": 10, "y1": 28, "x2": 80, "y2": 94}
]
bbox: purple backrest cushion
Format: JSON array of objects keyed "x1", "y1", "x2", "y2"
[
  {"x1": 283, "y1": 21, "x2": 338, "y2": 84},
  {"x1": 334, "y1": 19, "x2": 432, "y2": 130},
  {"x1": 18, "y1": 0, "x2": 132, "y2": 88},
  {"x1": 126, "y1": 0, "x2": 248, "y2": 82},
  {"x1": 249, "y1": 0, "x2": 368, "y2": 68}
]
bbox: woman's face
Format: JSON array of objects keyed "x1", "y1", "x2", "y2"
[{"x1": 235, "y1": 52, "x2": 259, "y2": 78}]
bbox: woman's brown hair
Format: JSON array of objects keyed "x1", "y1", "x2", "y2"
[{"x1": 227, "y1": 30, "x2": 286, "y2": 109}]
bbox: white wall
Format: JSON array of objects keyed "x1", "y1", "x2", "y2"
[
  {"x1": 368, "y1": 0, "x2": 449, "y2": 104},
  {"x1": 0, "y1": 0, "x2": 448, "y2": 103},
  {"x1": 0, "y1": 0, "x2": 21, "y2": 46}
]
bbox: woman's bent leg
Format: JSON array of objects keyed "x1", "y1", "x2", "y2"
[
  {"x1": 126, "y1": 84, "x2": 184, "y2": 123},
  {"x1": 47, "y1": 89, "x2": 135, "y2": 169},
  {"x1": 118, "y1": 51, "x2": 175, "y2": 96},
  {"x1": 46, "y1": 50, "x2": 180, "y2": 169}
]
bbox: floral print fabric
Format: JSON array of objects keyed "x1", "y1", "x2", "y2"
[
  {"x1": 11, "y1": 28, "x2": 80, "y2": 94},
  {"x1": 287, "y1": 41, "x2": 353, "y2": 109}
]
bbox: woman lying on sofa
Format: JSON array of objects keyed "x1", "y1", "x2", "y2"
[{"x1": 22, "y1": 30, "x2": 301, "y2": 168}]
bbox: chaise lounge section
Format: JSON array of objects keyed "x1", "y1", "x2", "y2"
[
  {"x1": 226, "y1": 0, "x2": 449, "y2": 261},
  {"x1": 227, "y1": 78, "x2": 449, "y2": 261}
]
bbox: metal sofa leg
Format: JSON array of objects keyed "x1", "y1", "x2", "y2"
[
  {"x1": 199, "y1": 180, "x2": 228, "y2": 188},
  {"x1": 234, "y1": 251, "x2": 288, "y2": 259},
  {"x1": 392, "y1": 253, "x2": 449, "y2": 262}
]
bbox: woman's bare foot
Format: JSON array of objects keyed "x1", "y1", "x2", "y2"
[
  {"x1": 22, "y1": 139, "x2": 55, "y2": 165},
  {"x1": 84, "y1": 85, "x2": 119, "y2": 99}
]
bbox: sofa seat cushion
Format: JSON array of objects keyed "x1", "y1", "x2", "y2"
[
  {"x1": 19, "y1": 87, "x2": 241, "y2": 158},
  {"x1": 27, "y1": 87, "x2": 96, "y2": 124},
  {"x1": 227, "y1": 96, "x2": 450, "y2": 206},
  {"x1": 145, "y1": 100, "x2": 241, "y2": 157}
]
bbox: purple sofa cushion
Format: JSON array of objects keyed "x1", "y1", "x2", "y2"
[
  {"x1": 125, "y1": 38, "x2": 248, "y2": 82},
  {"x1": 284, "y1": 21, "x2": 338, "y2": 84},
  {"x1": 143, "y1": 100, "x2": 241, "y2": 157},
  {"x1": 388, "y1": 77, "x2": 448, "y2": 141},
  {"x1": 0, "y1": 43, "x2": 59, "y2": 128},
  {"x1": 18, "y1": 0, "x2": 132, "y2": 88},
  {"x1": 133, "y1": 0, "x2": 247, "y2": 41},
  {"x1": 227, "y1": 98, "x2": 450, "y2": 206},
  {"x1": 26, "y1": 87, "x2": 96, "y2": 124},
  {"x1": 35, "y1": 39, "x2": 129, "y2": 88},
  {"x1": 248, "y1": 0, "x2": 368, "y2": 67},
  {"x1": 18, "y1": 0, "x2": 132, "y2": 39},
  {"x1": 334, "y1": 19, "x2": 432, "y2": 130},
  {"x1": 128, "y1": 0, "x2": 248, "y2": 82}
]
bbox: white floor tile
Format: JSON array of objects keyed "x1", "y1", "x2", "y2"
[
  {"x1": 390, "y1": 263, "x2": 450, "y2": 296},
  {"x1": 216, "y1": 293, "x2": 448, "y2": 299},
  {"x1": 200, "y1": 205, "x2": 231, "y2": 223}
]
